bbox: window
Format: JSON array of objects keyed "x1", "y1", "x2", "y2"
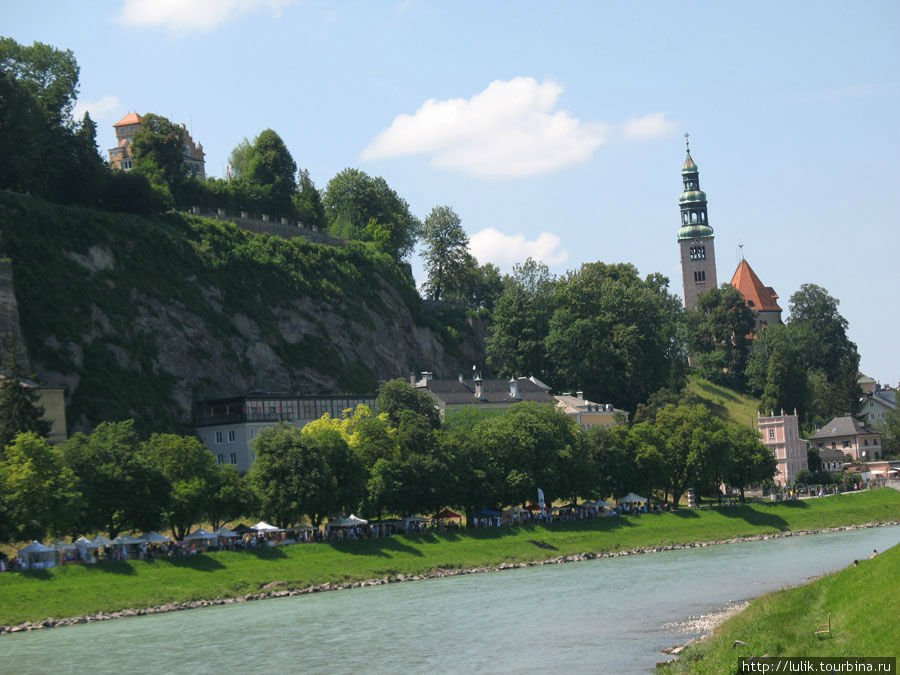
[
  {"x1": 693, "y1": 270, "x2": 706, "y2": 282},
  {"x1": 216, "y1": 454, "x2": 224, "y2": 465},
  {"x1": 215, "y1": 431, "x2": 223, "y2": 444},
  {"x1": 689, "y1": 245, "x2": 706, "y2": 260},
  {"x1": 869, "y1": 401, "x2": 874, "y2": 408},
  {"x1": 864, "y1": 439, "x2": 869, "y2": 446},
  {"x1": 768, "y1": 429, "x2": 775, "y2": 439},
  {"x1": 249, "y1": 428, "x2": 256, "y2": 439},
  {"x1": 249, "y1": 451, "x2": 256, "y2": 464},
  {"x1": 881, "y1": 413, "x2": 886, "y2": 419},
  {"x1": 873, "y1": 438, "x2": 878, "y2": 445},
  {"x1": 843, "y1": 440, "x2": 850, "y2": 448},
  {"x1": 230, "y1": 453, "x2": 237, "y2": 464},
  {"x1": 228, "y1": 430, "x2": 236, "y2": 443}
]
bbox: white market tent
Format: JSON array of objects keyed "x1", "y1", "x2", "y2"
[
  {"x1": 183, "y1": 528, "x2": 218, "y2": 541},
  {"x1": 113, "y1": 534, "x2": 147, "y2": 545},
  {"x1": 54, "y1": 540, "x2": 76, "y2": 551},
  {"x1": 140, "y1": 531, "x2": 174, "y2": 543},
  {"x1": 251, "y1": 521, "x2": 282, "y2": 533},
  {"x1": 19, "y1": 541, "x2": 56, "y2": 569},
  {"x1": 327, "y1": 514, "x2": 369, "y2": 529},
  {"x1": 74, "y1": 536, "x2": 99, "y2": 548},
  {"x1": 92, "y1": 535, "x2": 112, "y2": 547},
  {"x1": 619, "y1": 493, "x2": 648, "y2": 504}
]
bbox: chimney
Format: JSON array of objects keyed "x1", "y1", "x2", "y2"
[
  {"x1": 576, "y1": 391, "x2": 584, "y2": 399},
  {"x1": 509, "y1": 377, "x2": 520, "y2": 400},
  {"x1": 458, "y1": 374, "x2": 464, "y2": 384},
  {"x1": 474, "y1": 374, "x2": 483, "y2": 400}
]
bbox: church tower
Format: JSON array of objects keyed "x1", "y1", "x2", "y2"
[{"x1": 678, "y1": 135, "x2": 718, "y2": 309}]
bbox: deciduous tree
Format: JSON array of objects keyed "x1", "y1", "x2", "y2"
[{"x1": 0, "y1": 334, "x2": 51, "y2": 453}]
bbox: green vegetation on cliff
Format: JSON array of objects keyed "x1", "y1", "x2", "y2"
[{"x1": 0, "y1": 192, "x2": 437, "y2": 433}]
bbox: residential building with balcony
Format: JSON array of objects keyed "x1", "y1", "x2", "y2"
[{"x1": 806, "y1": 415, "x2": 882, "y2": 462}]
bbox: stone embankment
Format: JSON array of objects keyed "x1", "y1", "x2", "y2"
[{"x1": 2, "y1": 520, "x2": 897, "y2": 635}]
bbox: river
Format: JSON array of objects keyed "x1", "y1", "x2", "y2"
[{"x1": 5, "y1": 525, "x2": 899, "y2": 674}]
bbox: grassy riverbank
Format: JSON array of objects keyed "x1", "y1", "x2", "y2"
[
  {"x1": 660, "y1": 534, "x2": 900, "y2": 672},
  {"x1": 1, "y1": 489, "x2": 898, "y2": 627}
]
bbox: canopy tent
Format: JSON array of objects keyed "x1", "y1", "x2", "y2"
[
  {"x1": 113, "y1": 534, "x2": 146, "y2": 545},
  {"x1": 214, "y1": 527, "x2": 239, "y2": 538},
  {"x1": 74, "y1": 536, "x2": 99, "y2": 548},
  {"x1": 53, "y1": 540, "x2": 76, "y2": 551},
  {"x1": 140, "y1": 531, "x2": 174, "y2": 543},
  {"x1": 251, "y1": 521, "x2": 282, "y2": 533},
  {"x1": 619, "y1": 493, "x2": 648, "y2": 504},
  {"x1": 474, "y1": 507, "x2": 500, "y2": 517},
  {"x1": 91, "y1": 535, "x2": 112, "y2": 547},
  {"x1": 434, "y1": 509, "x2": 461, "y2": 520},
  {"x1": 19, "y1": 541, "x2": 56, "y2": 569},
  {"x1": 327, "y1": 514, "x2": 369, "y2": 529},
  {"x1": 233, "y1": 524, "x2": 253, "y2": 535},
  {"x1": 583, "y1": 500, "x2": 612, "y2": 508},
  {"x1": 285, "y1": 525, "x2": 314, "y2": 532},
  {"x1": 183, "y1": 528, "x2": 218, "y2": 541}
]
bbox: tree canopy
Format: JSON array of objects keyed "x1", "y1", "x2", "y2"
[
  {"x1": 0, "y1": 334, "x2": 51, "y2": 453},
  {"x1": 323, "y1": 168, "x2": 420, "y2": 261},
  {"x1": 420, "y1": 205, "x2": 469, "y2": 302}
]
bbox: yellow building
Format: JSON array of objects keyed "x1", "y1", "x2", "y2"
[{"x1": 0, "y1": 377, "x2": 68, "y2": 445}]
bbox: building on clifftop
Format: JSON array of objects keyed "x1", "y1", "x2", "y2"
[{"x1": 108, "y1": 112, "x2": 206, "y2": 180}]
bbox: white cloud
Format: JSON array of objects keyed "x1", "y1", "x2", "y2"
[
  {"x1": 362, "y1": 77, "x2": 609, "y2": 179},
  {"x1": 470, "y1": 228, "x2": 568, "y2": 270},
  {"x1": 621, "y1": 112, "x2": 676, "y2": 140},
  {"x1": 116, "y1": 0, "x2": 294, "y2": 34},
  {"x1": 73, "y1": 95, "x2": 122, "y2": 123}
]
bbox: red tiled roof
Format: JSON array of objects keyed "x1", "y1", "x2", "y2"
[
  {"x1": 114, "y1": 112, "x2": 142, "y2": 127},
  {"x1": 730, "y1": 259, "x2": 781, "y2": 312}
]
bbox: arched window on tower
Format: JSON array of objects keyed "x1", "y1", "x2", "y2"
[
  {"x1": 691, "y1": 212, "x2": 698, "y2": 223},
  {"x1": 682, "y1": 212, "x2": 688, "y2": 224}
]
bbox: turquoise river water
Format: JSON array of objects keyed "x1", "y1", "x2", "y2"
[{"x1": 5, "y1": 525, "x2": 899, "y2": 674}]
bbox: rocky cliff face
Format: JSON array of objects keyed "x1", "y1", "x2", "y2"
[{"x1": 0, "y1": 194, "x2": 480, "y2": 434}]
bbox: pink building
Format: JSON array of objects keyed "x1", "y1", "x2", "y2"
[{"x1": 758, "y1": 411, "x2": 808, "y2": 486}]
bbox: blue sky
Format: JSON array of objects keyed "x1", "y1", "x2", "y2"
[{"x1": 3, "y1": 0, "x2": 898, "y2": 384}]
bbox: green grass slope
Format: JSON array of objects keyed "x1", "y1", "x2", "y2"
[
  {"x1": 1, "y1": 489, "x2": 897, "y2": 627},
  {"x1": 685, "y1": 374, "x2": 760, "y2": 428},
  {"x1": 662, "y1": 533, "x2": 900, "y2": 672}
]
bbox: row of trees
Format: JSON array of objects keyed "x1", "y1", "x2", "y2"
[
  {"x1": 1, "y1": 377, "x2": 779, "y2": 545},
  {"x1": 686, "y1": 282, "x2": 863, "y2": 432}
]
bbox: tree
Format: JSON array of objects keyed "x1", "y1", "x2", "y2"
[
  {"x1": 248, "y1": 422, "x2": 335, "y2": 527},
  {"x1": 302, "y1": 423, "x2": 366, "y2": 516},
  {"x1": 131, "y1": 113, "x2": 187, "y2": 200},
  {"x1": 653, "y1": 404, "x2": 729, "y2": 508},
  {"x1": 61, "y1": 420, "x2": 169, "y2": 538},
  {"x1": 142, "y1": 433, "x2": 219, "y2": 540},
  {"x1": 486, "y1": 258, "x2": 556, "y2": 379},
  {"x1": 724, "y1": 424, "x2": 777, "y2": 500},
  {"x1": 685, "y1": 284, "x2": 756, "y2": 388},
  {"x1": 0, "y1": 334, "x2": 51, "y2": 453},
  {"x1": 227, "y1": 137, "x2": 253, "y2": 177},
  {"x1": 444, "y1": 256, "x2": 504, "y2": 310},
  {"x1": 376, "y1": 379, "x2": 441, "y2": 429},
  {"x1": 0, "y1": 432, "x2": 80, "y2": 542},
  {"x1": 245, "y1": 129, "x2": 297, "y2": 214},
  {"x1": 206, "y1": 464, "x2": 253, "y2": 531},
  {"x1": 544, "y1": 262, "x2": 684, "y2": 412},
  {"x1": 323, "y1": 168, "x2": 420, "y2": 261},
  {"x1": 293, "y1": 168, "x2": 327, "y2": 230},
  {"x1": 420, "y1": 205, "x2": 470, "y2": 302},
  {"x1": 0, "y1": 38, "x2": 79, "y2": 126}
]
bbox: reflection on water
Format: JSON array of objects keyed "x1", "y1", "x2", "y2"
[{"x1": 5, "y1": 526, "x2": 899, "y2": 674}]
